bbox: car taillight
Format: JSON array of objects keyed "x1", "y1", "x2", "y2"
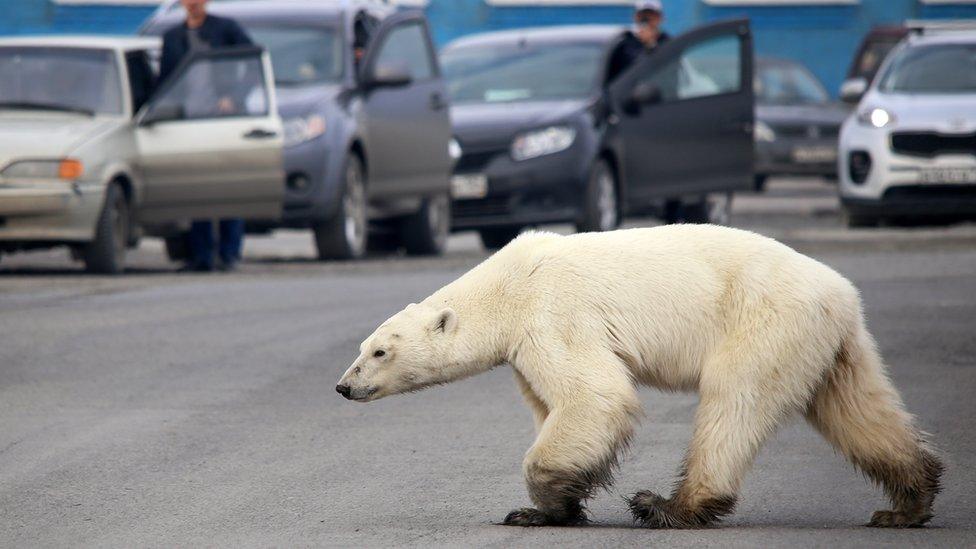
[{"x1": 848, "y1": 151, "x2": 871, "y2": 184}]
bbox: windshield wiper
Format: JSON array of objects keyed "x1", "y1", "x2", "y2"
[{"x1": 0, "y1": 101, "x2": 95, "y2": 116}]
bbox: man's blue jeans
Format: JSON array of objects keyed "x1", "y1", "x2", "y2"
[{"x1": 188, "y1": 219, "x2": 244, "y2": 269}]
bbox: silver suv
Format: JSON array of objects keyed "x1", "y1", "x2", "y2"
[{"x1": 0, "y1": 36, "x2": 284, "y2": 273}]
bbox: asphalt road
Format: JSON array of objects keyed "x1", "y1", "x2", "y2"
[{"x1": 1, "y1": 180, "x2": 975, "y2": 547}]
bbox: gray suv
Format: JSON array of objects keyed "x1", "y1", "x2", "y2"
[{"x1": 143, "y1": 0, "x2": 454, "y2": 259}]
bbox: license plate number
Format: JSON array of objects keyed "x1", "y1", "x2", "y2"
[
  {"x1": 451, "y1": 174, "x2": 488, "y2": 199},
  {"x1": 917, "y1": 168, "x2": 976, "y2": 184},
  {"x1": 792, "y1": 146, "x2": 837, "y2": 164}
]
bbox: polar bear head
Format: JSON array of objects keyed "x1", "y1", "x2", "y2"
[{"x1": 336, "y1": 302, "x2": 460, "y2": 402}]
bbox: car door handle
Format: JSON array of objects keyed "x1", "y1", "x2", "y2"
[
  {"x1": 243, "y1": 128, "x2": 278, "y2": 140},
  {"x1": 430, "y1": 93, "x2": 447, "y2": 111}
]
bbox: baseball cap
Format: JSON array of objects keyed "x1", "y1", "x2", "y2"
[{"x1": 635, "y1": 0, "x2": 663, "y2": 13}]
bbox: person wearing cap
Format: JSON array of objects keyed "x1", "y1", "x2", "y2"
[{"x1": 607, "y1": 0, "x2": 671, "y2": 82}]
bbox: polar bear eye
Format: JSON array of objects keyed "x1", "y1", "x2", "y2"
[{"x1": 373, "y1": 350, "x2": 386, "y2": 358}]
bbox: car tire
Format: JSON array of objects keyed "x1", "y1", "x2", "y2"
[
  {"x1": 479, "y1": 226, "x2": 523, "y2": 250},
  {"x1": 314, "y1": 155, "x2": 368, "y2": 261},
  {"x1": 678, "y1": 193, "x2": 734, "y2": 225},
  {"x1": 754, "y1": 175, "x2": 768, "y2": 193},
  {"x1": 165, "y1": 233, "x2": 189, "y2": 263},
  {"x1": 401, "y1": 193, "x2": 450, "y2": 256},
  {"x1": 576, "y1": 159, "x2": 619, "y2": 233},
  {"x1": 82, "y1": 182, "x2": 129, "y2": 274}
]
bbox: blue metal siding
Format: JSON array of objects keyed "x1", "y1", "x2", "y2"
[{"x1": 2, "y1": 0, "x2": 976, "y2": 96}]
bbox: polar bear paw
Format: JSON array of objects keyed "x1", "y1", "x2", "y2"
[
  {"x1": 628, "y1": 490, "x2": 735, "y2": 529},
  {"x1": 868, "y1": 510, "x2": 932, "y2": 528},
  {"x1": 503, "y1": 506, "x2": 587, "y2": 527}
]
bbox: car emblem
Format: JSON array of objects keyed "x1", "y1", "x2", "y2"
[{"x1": 807, "y1": 125, "x2": 821, "y2": 139}]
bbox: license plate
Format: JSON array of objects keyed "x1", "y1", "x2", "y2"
[
  {"x1": 791, "y1": 146, "x2": 837, "y2": 164},
  {"x1": 917, "y1": 167, "x2": 976, "y2": 184},
  {"x1": 451, "y1": 173, "x2": 488, "y2": 199}
]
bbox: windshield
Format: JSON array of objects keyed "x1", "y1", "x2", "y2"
[
  {"x1": 0, "y1": 47, "x2": 123, "y2": 115},
  {"x1": 247, "y1": 26, "x2": 343, "y2": 86},
  {"x1": 879, "y1": 43, "x2": 976, "y2": 94},
  {"x1": 442, "y1": 42, "x2": 604, "y2": 104},
  {"x1": 755, "y1": 62, "x2": 828, "y2": 105}
]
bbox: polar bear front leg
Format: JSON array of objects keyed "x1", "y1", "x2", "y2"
[{"x1": 504, "y1": 351, "x2": 640, "y2": 527}]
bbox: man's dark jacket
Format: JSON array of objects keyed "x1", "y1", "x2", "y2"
[
  {"x1": 607, "y1": 31, "x2": 671, "y2": 83},
  {"x1": 159, "y1": 14, "x2": 253, "y2": 83}
]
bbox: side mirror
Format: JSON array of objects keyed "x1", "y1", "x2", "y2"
[
  {"x1": 839, "y1": 78, "x2": 868, "y2": 104},
  {"x1": 623, "y1": 82, "x2": 662, "y2": 115},
  {"x1": 140, "y1": 103, "x2": 185, "y2": 126},
  {"x1": 364, "y1": 61, "x2": 413, "y2": 90}
]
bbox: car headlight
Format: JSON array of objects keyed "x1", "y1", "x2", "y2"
[
  {"x1": 754, "y1": 120, "x2": 776, "y2": 143},
  {"x1": 511, "y1": 126, "x2": 577, "y2": 161},
  {"x1": 1, "y1": 159, "x2": 84, "y2": 180},
  {"x1": 449, "y1": 138, "x2": 462, "y2": 161},
  {"x1": 283, "y1": 113, "x2": 327, "y2": 148},
  {"x1": 857, "y1": 107, "x2": 896, "y2": 129}
]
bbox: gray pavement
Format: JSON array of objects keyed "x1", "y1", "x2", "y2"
[{"x1": 1, "y1": 179, "x2": 975, "y2": 547}]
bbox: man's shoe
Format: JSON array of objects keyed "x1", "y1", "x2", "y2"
[{"x1": 217, "y1": 261, "x2": 239, "y2": 273}]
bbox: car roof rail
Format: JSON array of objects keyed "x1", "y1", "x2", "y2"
[{"x1": 905, "y1": 19, "x2": 976, "y2": 35}]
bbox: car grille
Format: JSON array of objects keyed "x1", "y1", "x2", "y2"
[
  {"x1": 891, "y1": 132, "x2": 976, "y2": 157},
  {"x1": 452, "y1": 196, "x2": 511, "y2": 219},
  {"x1": 884, "y1": 185, "x2": 976, "y2": 200},
  {"x1": 455, "y1": 148, "x2": 506, "y2": 173},
  {"x1": 771, "y1": 123, "x2": 839, "y2": 139}
]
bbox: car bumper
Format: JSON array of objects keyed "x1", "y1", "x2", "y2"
[
  {"x1": 450, "y1": 147, "x2": 590, "y2": 231},
  {"x1": 755, "y1": 137, "x2": 838, "y2": 178},
  {"x1": 842, "y1": 185, "x2": 976, "y2": 217},
  {"x1": 254, "y1": 137, "x2": 339, "y2": 230},
  {"x1": 0, "y1": 181, "x2": 103, "y2": 242}
]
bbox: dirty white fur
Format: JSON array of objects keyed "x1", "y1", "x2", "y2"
[{"x1": 338, "y1": 225, "x2": 940, "y2": 527}]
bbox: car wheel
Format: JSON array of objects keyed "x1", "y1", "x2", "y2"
[
  {"x1": 314, "y1": 155, "x2": 368, "y2": 261},
  {"x1": 681, "y1": 193, "x2": 734, "y2": 225},
  {"x1": 83, "y1": 182, "x2": 129, "y2": 274},
  {"x1": 164, "y1": 233, "x2": 189, "y2": 263},
  {"x1": 577, "y1": 159, "x2": 619, "y2": 233},
  {"x1": 402, "y1": 193, "x2": 450, "y2": 256},
  {"x1": 479, "y1": 226, "x2": 523, "y2": 250},
  {"x1": 845, "y1": 210, "x2": 880, "y2": 228}
]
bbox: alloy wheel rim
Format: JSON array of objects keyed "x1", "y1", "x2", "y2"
[
  {"x1": 708, "y1": 193, "x2": 732, "y2": 226},
  {"x1": 343, "y1": 163, "x2": 367, "y2": 254},
  {"x1": 428, "y1": 195, "x2": 449, "y2": 247},
  {"x1": 597, "y1": 170, "x2": 618, "y2": 231}
]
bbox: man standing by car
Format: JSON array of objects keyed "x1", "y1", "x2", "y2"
[
  {"x1": 160, "y1": 0, "x2": 253, "y2": 272},
  {"x1": 608, "y1": 0, "x2": 671, "y2": 82}
]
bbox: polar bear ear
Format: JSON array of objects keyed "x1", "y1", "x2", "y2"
[{"x1": 433, "y1": 308, "x2": 458, "y2": 334}]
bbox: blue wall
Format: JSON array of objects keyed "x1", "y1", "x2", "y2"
[{"x1": 2, "y1": 0, "x2": 976, "y2": 96}]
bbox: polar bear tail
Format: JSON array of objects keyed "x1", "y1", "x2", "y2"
[{"x1": 805, "y1": 323, "x2": 943, "y2": 528}]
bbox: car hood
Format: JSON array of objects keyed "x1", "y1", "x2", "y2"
[
  {"x1": 861, "y1": 92, "x2": 976, "y2": 133},
  {"x1": 757, "y1": 103, "x2": 850, "y2": 127},
  {"x1": 0, "y1": 113, "x2": 119, "y2": 169},
  {"x1": 451, "y1": 100, "x2": 588, "y2": 149},
  {"x1": 275, "y1": 84, "x2": 342, "y2": 118}
]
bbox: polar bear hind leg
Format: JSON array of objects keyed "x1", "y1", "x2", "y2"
[{"x1": 805, "y1": 325, "x2": 943, "y2": 528}]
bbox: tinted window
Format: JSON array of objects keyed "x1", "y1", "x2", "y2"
[
  {"x1": 639, "y1": 34, "x2": 741, "y2": 102},
  {"x1": 126, "y1": 50, "x2": 156, "y2": 113},
  {"x1": 755, "y1": 62, "x2": 828, "y2": 105},
  {"x1": 0, "y1": 47, "x2": 123, "y2": 115},
  {"x1": 373, "y1": 22, "x2": 434, "y2": 81},
  {"x1": 442, "y1": 43, "x2": 604, "y2": 104},
  {"x1": 152, "y1": 52, "x2": 268, "y2": 119},
  {"x1": 247, "y1": 26, "x2": 343, "y2": 86},
  {"x1": 879, "y1": 43, "x2": 976, "y2": 94}
]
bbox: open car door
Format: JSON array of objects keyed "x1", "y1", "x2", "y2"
[
  {"x1": 359, "y1": 11, "x2": 452, "y2": 198},
  {"x1": 608, "y1": 19, "x2": 754, "y2": 202},
  {"x1": 135, "y1": 46, "x2": 284, "y2": 224}
]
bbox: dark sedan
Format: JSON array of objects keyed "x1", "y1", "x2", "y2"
[
  {"x1": 753, "y1": 57, "x2": 849, "y2": 190},
  {"x1": 441, "y1": 21, "x2": 755, "y2": 249}
]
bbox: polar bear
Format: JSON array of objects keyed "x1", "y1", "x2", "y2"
[{"x1": 336, "y1": 225, "x2": 942, "y2": 529}]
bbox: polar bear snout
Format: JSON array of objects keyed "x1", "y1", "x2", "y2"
[{"x1": 335, "y1": 384, "x2": 352, "y2": 399}]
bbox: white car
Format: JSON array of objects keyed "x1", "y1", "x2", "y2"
[
  {"x1": 838, "y1": 31, "x2": 976, "y2": 227},
  {"x1": 0, "y1": 36, "x2": 284, "y2": 273}
]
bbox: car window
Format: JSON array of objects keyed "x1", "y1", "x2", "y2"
[
  {"x1": 372, "y1": 22, "x2": 434, "y2": 81},
  {"x1": 442, "y1": 42, "x2": 604, "y2": 104},
  {"x1": 755, "y1": 62, "x2": 828, "y2": 105},
  {"x1": 879, "y1": 43, "x2": 976, "y2": 94},
  {"x1": 0, "y1": 47, "x2": 123, "y2": 115},
  {"x1": 247, "y1": 26, "x2": 343, "y2": 86},
  {"x1": 151, "y1": 51, "x2": 268, "y2": 120},
  {"x1": 126, "y1": 50, "x2": 156, "y2": 114},
  {"x1": 639, "y1": 34, "x2": 741, "y2": 103}
]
